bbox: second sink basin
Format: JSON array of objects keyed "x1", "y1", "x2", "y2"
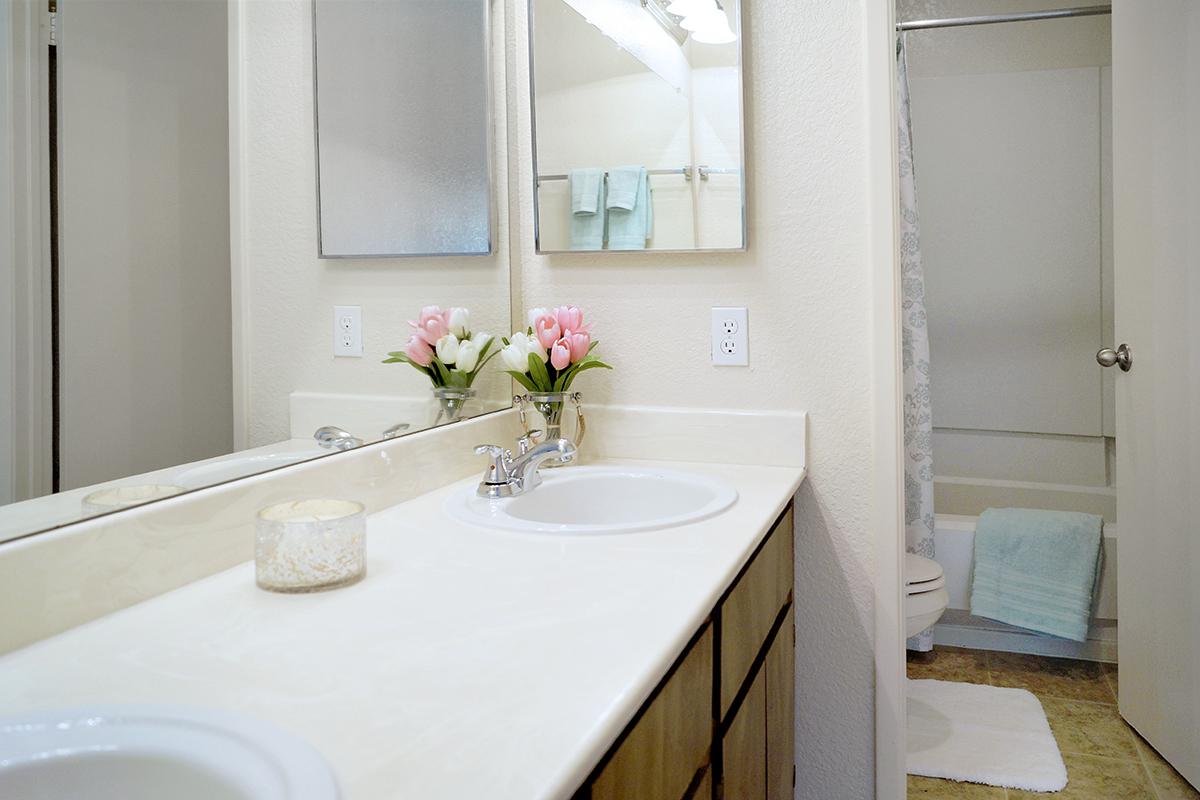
[
  {"x1": 0, "y1": 705, "x2": 339, "y2": 800},
  {"x1": 448, "y1": 465, "x2": 738, "y2": 534}
]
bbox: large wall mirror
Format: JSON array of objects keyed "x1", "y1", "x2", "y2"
[
  {"x1": 1, "y1": 0, "x2": 510, "y2": 543},
  {"x1": 529, "y1": 0, "x2": 746, "y2": 253}
]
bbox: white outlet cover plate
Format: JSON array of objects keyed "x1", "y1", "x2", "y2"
[
  {"x1": 333, "y1": 305, "x2": 363, "y2": 357},
  {"x1": 711, "y1": 307, "x2": 748, "y2": 366}
]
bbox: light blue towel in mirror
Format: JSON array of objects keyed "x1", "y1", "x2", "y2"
[
  {"x1": 569, "y1": 168, "x2": 605, "y2": 251},
  {"x1": 969, "y1": 507, "x2": 1103, "y2": 642},
  {"x1": 606, "y1": 166, "x2": 652, "y2": 250}
]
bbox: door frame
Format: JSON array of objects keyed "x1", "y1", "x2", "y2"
[
  {"x1": 866, "y1": 0, "x2": 907, "y2": 797},
  {"x1": 2, "y1": 0, "x2": 53, "y2": 504}
]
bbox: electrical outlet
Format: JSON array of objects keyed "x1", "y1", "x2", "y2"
[
  {"x1": 711, "y1": 307, "x2": 748, "y2": 366},
  {"x1": 333, "y1": 305, "x2": 363, "y2": 357}
]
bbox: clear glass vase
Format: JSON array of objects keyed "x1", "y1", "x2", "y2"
[
  {"x1": 517, "y1": 391, "x2": 586, "y2": 465},
  {"x1": 431, "y1": 386, "x2": 477, "y2": 426}
]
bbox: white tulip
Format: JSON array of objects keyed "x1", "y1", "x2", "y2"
[
  {"x1": 455, "y1": 339, "x2": 481, "y2": 372},
  {"x1": 512, "y1": 331, "x2": 548, "y2": 365},
  {"x1": 501, "y1": 342, "x2": 530, "y2": 373},
  {"x1": 446, "y1": 307, "x2": 470, "y2": 338},
  {"x1": 527, "y1": 307, "x2": 550, "y2": 331},
  {"x1": 472, "y1": 331, "x2": 493, "y2": 353},
  {"x1": 435, "y1": 333, "x2": 460, "y2": 365}
]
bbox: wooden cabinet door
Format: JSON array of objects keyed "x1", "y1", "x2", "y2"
[
  {"x1": 720, "y1": 507, "x2": 794, "y2": 718},
  {"x1": 766, "y1": 605, "x2": 795, "y2": 800},
  {"x1": 723, "y1": 665, "x2": 767, "y2": 799},
  {"x1": 590, "y1": 625, "x2": 714, "y2": 800}
]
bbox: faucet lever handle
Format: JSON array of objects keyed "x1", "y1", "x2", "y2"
[
  {"x1": 473, "y1": 444, "x2": 512, "y2": 484},
  {"x1": 517, "y1": 429, "x2": 544, "y2": 456}
]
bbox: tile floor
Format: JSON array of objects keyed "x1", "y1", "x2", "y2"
[{"x1": 906, "y1": 647, "x2": 1200, "y2": 799}]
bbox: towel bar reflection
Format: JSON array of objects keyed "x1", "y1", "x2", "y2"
[{"x1": 535, "y1": 166, "x2": 740, "y2": 185}]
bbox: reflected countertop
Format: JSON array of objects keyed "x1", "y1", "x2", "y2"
[{"x1": 0, "y1": 439, "x2": 328, "y2": 544}]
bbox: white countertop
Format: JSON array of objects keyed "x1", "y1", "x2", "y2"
[{"x1": 0, "y1": 458, "x2": 805, "y2": 800}]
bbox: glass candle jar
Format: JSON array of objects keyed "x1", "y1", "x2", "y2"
[{"x1": 255, "y1": 499, "x2": 366, "y2": 593}]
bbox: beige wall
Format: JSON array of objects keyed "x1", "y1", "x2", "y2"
[
  {"x1": 512, "y1": 2, "x2": 878, "y2": 795},
  {"x1": 239, "y1": 0, "x2": 513, "y2": 448}
]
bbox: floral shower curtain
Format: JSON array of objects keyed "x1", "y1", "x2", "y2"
[{"x1": 897, "y1": 37, "x2": 937, "y2": 652}]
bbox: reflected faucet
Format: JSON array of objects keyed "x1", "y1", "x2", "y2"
[
  {"x1": 474, "y1": 434, "x2": 576, "y2": 499},
  {"x1": 314, "y1": 426, "x2": 363, "y2": 451},
  {"x1": 382, "y1": 422, "x2": 411, "y2": 440}
]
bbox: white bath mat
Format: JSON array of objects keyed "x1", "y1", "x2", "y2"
[{"x1": 907, "y1": 678, "x2": 1068, "y2": 792}]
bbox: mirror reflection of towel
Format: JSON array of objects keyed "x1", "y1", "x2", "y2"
[
  {"x1": 606, "y1": 165, "x2": 652, "y2": 250},
  {"x1": 569, "y1": 168, "x2": 605, "y2": 250}
]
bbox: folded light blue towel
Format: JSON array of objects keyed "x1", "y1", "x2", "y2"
[
  {"x1": 606, "y1": 166, "x2": 652, "y2": 250},
  {"x1": 569, "y1": 168, "x2": 605, "y2": 251},
  {"x1": 970, "y1": 507, "x2": 1103, "y2": 642}
]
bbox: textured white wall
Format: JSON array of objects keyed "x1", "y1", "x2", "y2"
[
  {"x1": 512, "y1": 1, "x2": 877, "y2": 796},
  {"x1": 239, "y1": 0, "x2": 514, "y2": 447}
]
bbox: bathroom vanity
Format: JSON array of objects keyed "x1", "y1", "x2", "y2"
[
  {"x1": 0, "y1": 408, "x2": 806, "y2": 799},
  {"x1": 574, "y1": 505, "x2": 794, "y2": 800}
]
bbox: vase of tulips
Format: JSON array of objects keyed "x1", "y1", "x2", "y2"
[
  {"x1": 385, "y1": 306, "x2": 497, "y2": 425},
  {"x1": 501, "y1": 305, "x2": 611, "y2": 452}
]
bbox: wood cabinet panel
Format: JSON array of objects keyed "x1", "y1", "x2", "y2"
[
  {"x1": 723, "y1": 663, "x2": 767, "y2": 799},
  {"x1": 720, "y1": 507, "x2": 795, "y2": 718},
  {"x1": 590, "y1": 625, "x2": 713, "y2": 800},
  {"x1": 766, "y1": 604, "x2": 796, "y2": 800}
]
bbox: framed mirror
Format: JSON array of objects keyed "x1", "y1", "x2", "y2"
[
  {"x1": 528, "y1": 0, "x2": 746, "y2": 253},
  {"x1": 314, "y1": 0, "x2": 493, "y2": 258},
  {"x1": 1, "y1": 0, "x2": 511, "y2": 543}
]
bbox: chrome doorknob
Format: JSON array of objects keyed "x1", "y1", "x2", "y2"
[{"x1": 1096, "y1": 344, "x2": 1133, "y2": 372}]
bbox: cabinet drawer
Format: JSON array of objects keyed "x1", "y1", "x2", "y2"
[
  {"x1": 590, "y1": 624, "x2": 714, "y2": 800},
  {"x1": 719, "y1": 506, "x2": 794, "y2": 718}
]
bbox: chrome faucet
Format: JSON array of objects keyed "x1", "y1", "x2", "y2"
[{"x1": 474, "y1": 432, "x2": 576, "y2": 498}]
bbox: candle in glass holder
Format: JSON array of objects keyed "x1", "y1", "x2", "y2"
[{"x1": 255, "y1": 499, "x2": 366, "y2": 593}]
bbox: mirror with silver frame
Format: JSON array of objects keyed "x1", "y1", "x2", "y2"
[
  {"x1": 529, "y1": 0, "x2": 746, "y2": 253},
  {"x1": 1, "y1": 0, "x2": 511, "y2": 543},
  {"x1": 314, "y1": 0, "x2": 494, "y2": 258}
]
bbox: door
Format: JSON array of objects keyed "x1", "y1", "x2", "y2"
[
  {"x1": 1111, "y1": 0, "x2": 1200, "y2": 789},
  {"x1": 56, "y1": 0, "x2": 232, "y2": 489}
]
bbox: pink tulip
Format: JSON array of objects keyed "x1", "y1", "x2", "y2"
[
  {"x1": 412, "y1": 307, "x2": 450, "y2": 346},
  {"x1": 554, "y1": 305, "x2": 585, "y2": 334},
  {"x1": 534, "y1": 314, "x2": 561, "y2": 350},
  {"x1": 567, "y1": 330, "x2": 591, "y2": 363},
  {"x1": 404, "y1": 334, "x2": 434, "y2": 367},
  {"x1": 550, "y1": 337, "x2": 572, "y2": 371}
]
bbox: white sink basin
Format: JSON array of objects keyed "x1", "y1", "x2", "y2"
[
  {"x1": 448, "y1": 465, "x2": 738, "y2": 534},
  {"x1": 0, "y1": 706, "x2": 339, "y2": 800}
]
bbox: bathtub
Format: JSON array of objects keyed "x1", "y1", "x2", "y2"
[{"x1": 930, "y1": 513, "x2": 1118, "y2": 661}]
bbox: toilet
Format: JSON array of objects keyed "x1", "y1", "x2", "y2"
[{"x1": 905, "y1": 554, "x2": 949, "y2": 638}]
